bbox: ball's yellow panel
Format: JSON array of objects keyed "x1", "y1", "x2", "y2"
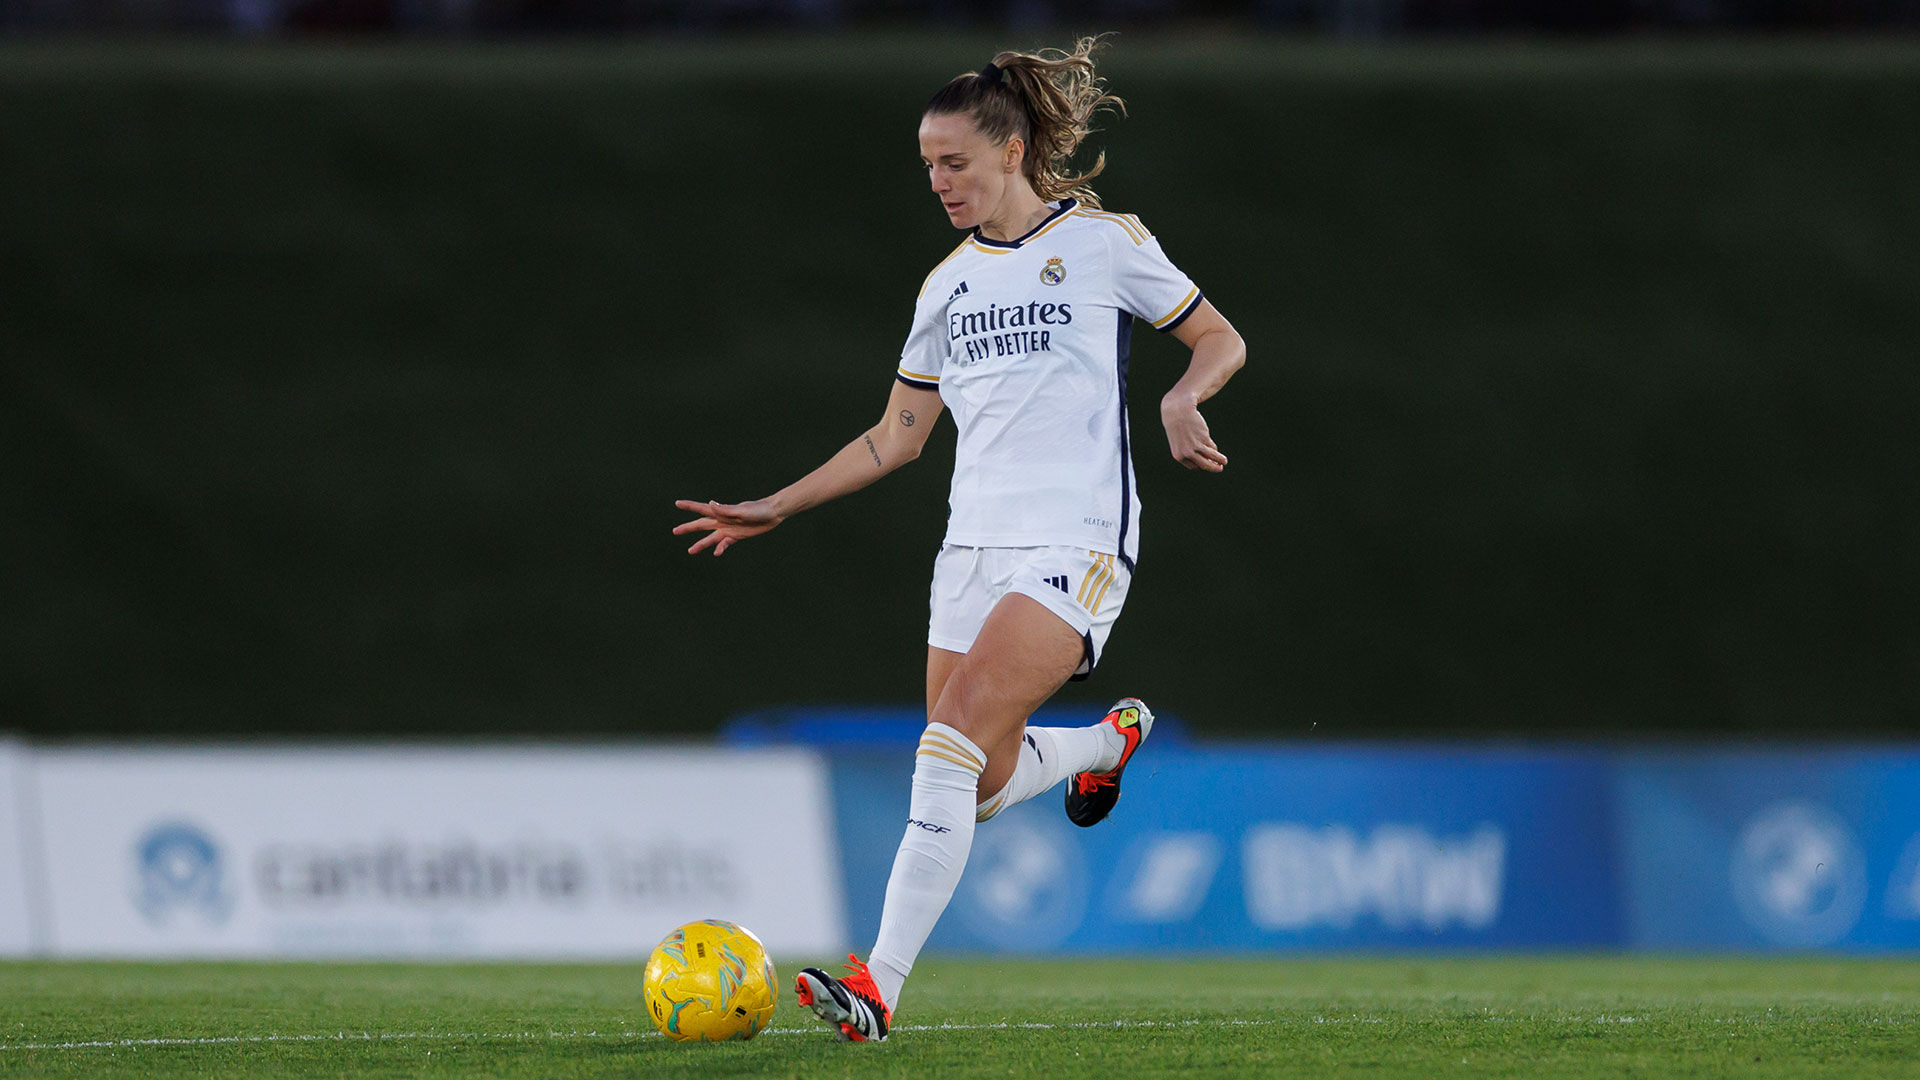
[{"x1": 643, "y1": 919, "x2": 777, "y2": 1042}]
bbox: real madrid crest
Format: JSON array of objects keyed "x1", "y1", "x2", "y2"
[{"x1": 1039, "y1": 256, "x2": 1067, "y2": 287}]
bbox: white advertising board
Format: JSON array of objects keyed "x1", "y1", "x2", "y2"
[
  {"x1": 0, "y1": 739, "x2": 37, "y2": 955},
  {"x1": 32, "y1": 745, "x2": 844, "y2": 959}
]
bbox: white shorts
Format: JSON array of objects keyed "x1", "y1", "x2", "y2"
[{"x1": 927, "y1": 544, "x2": 1132, "y2": 681}]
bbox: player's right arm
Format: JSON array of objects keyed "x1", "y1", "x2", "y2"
[{"x1": 673, "y1": 379, "x2": 945, "y2": 556}]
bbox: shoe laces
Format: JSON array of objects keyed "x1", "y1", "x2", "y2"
[
  {"x1": 1076, "y1": 771, "x2": 1117, "y2": 796},
  {"x1": 839, "y1": 954, "x2": 891, "y2": 1019}
]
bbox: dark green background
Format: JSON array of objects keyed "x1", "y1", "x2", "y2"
[{"x1": 3, "y1": 38, "x2": 1916, "y2": 739}]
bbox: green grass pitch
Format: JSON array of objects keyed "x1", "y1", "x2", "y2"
[{"x1": 2, "y1": 956, "x2": 1915, "y2": 1078}]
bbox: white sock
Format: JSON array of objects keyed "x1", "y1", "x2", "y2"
[
  {"x1": 974, "y1": 723, "x2": 1123, "y2": 822},
  {"x1": 866, "y1": 722, "x2": 985, "y2": 1014}
]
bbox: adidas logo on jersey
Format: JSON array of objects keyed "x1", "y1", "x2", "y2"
[{"x1": 948, "y1": 281, "x2": 969, "y2": 301}]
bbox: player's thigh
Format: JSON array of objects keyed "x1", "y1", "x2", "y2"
[
  {"x1": 930, "y1": 591, "x2": 1083, "y2": 798},
  {"x1": 926, "y1": 646, "x2": 965, "y2": 719}
]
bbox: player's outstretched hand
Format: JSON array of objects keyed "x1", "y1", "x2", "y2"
[
  {"x1": 672, "y1": 498, "x2": 784, "y2": 556},
  {"x1": 1160, "y1": 402, "x2": 1228, "y2": 473}
]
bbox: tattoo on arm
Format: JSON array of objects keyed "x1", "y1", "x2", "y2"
[
  {"x1": 899, "y1": 410, "x2": 916, "y2": 428},
  {"x1": 863, "y1": 434, "x2": 883, "y2": 468}
]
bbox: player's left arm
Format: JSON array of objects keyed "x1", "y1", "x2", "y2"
[{"x1": 1161, "y1": 301, "x2": 1246, "y2": 473}]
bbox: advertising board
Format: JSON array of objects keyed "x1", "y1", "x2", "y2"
[
  {"x1": 18, "y1": 737, "x2": 1920, "y2": 956},
  {"x1": 1618, "y1": 748, "x2": 1920, "y2": 950},
  {"x1": 31, "y1": 745, "x2": 844, "y2": 958},
  {"x1": 0, "y1": 739, "x2": 36, "y2": 955},
  {"x1": 830, "y1": 745, "x2": 1620, "y2": 952}
]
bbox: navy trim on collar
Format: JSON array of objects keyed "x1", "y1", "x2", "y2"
[{"x1": 970, "y1": 198, "x2": 1078, "y2": 250}]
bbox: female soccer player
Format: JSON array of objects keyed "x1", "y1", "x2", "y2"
[{"x1": 673, "y1": 38, "x2": 1245, "y2": 1042}]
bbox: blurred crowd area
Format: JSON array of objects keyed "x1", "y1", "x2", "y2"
[{"x1": 4, "y1": 0, "x2": 1919, "y2": 36}]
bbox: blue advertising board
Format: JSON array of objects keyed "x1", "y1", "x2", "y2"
[
  {"x1": 1617, "y1": 748, "x2": 1920, "y2": 951},
  {"x1": 742, "y1": 712, "x2": 1920, "y2": 953},
  {"x1": 827, "y1": 745, "x2": 1621, "y2": 953}
]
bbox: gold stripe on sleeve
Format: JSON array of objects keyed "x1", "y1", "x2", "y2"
[
  {"x1": 897, "y1": 366, "x2": 941, "y2": 383},
  {"x1": 1152, "y1": 286, "x2": 1202, "y2": 329}
]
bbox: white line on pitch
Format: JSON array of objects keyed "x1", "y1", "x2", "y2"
[
  {"x1": 10, "y1": 1014, "x2": 1911, "y2": 1052},
  {"x1": 4, "y1": 1019, "x2": 1272, "y2": 1052}
]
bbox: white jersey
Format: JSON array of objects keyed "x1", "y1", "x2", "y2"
[{"x1": 896, "y1": 198, "x2": 1203, "y2": 569}]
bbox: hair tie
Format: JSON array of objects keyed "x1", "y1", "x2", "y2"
[{"x1": 977, "y1": 62, "x2": 1003, "y2": 86}]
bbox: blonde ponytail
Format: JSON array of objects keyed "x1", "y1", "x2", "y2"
[{"x1": 925, "y1": 35, "x2": 1126, "y2": 209}]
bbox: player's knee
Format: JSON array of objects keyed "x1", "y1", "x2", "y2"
[
  {"x1": 927, "y1": 668, "x2": 990, "y2": 746},
  {"x1": 928, "y1": 668, "x2": 1024, "y2": 797}
]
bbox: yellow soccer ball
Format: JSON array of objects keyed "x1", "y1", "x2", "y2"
[{"x1": 643, "y1": 919, "x2": 778, "y2": 1042}]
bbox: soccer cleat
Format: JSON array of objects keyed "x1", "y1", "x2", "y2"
[
  {"x1": 795, "y1": 954, "x2": 891, "y2": 1042},
  {"x1": 1065, "y1": 697, "x2": 1154, "y2": 827}
]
